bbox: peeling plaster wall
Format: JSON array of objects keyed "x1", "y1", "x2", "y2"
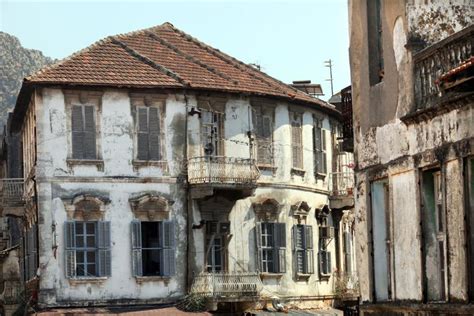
[
  {"x1": 349, "y1": 0, "x2": 474, "y2": 310},
  {"x1": 406, "y1": 0, "x2": 473, "y2": 45}
]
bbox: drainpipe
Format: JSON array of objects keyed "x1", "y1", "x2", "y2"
[{"x1": 183, "y1": 92, "x2": 192, "y2": 292}]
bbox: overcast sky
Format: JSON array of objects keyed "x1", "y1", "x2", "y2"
[{"x1": 0, "y1": 0, "x2": 350, "y2": 100}]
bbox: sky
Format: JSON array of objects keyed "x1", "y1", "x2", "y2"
[{"x1": 0, "y1": 0, "x2": 350, "y2": 100}]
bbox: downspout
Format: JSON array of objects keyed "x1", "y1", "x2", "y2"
[{"x1": 183, "y1": 92, "x2": 192, "y2": 292}]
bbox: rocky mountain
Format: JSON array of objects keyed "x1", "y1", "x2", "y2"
[{"x1": 0, "y1": 32, "x2": 55, "y2": 126}]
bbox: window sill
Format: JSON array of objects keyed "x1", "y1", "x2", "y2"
[
  {"x1": 67, "y1": 159, "x2": 104, "y2": 171},
  {"x1": 68, "y1": 277, "x2": 108, "y2": 285},
  {"x1": 319, "y1": 274, "x2": 331, "y2": 281},
  {"x1": 132, "y1": 160, "x2": 169, "y2": 172},
  {"x1": 295, "y1": 273, "x2": 312, "y2": 281},
  {"x1": 257, "y1": 164, "x2": 277, "y2": 172},
  {"x1": 314, "y1": 172, "x2": 327, "y2": 180},
  {"x1": 291, "y1": 168, "x2": 306, "y2": 177},
  {"x1": 135, "y1": 276, "x2": 171, "y2": 284},
  {"x1": 260, "y1": 272, "x2": 284, "y2": 279}
]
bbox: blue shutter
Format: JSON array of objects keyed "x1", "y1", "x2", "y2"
[
  {"x1": 71, "y1": 105, "x2": 84, "y2": 159},
  {"x1": 131, "y1": 220, "x2": 142, "y2": 277},
  {"x1": 161, "y1": 221, "x2": 175, "y2": 276},
  {"x1": 255, "y1": 222, "x2": 263, "y2": 272},
  {"x1": 64, "y1": 221, "x2": 76, "y2": 278},
  {"x1": 97, "y1": 221, "x2": 111, "y2": 277}
]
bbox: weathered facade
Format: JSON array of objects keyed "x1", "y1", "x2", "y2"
[
  {"x1": 1, "y1": 23, "x2": 356, "y2": 314},
  {"x1": 349, "y1": 0, "x2": 473, "y2": 314}
]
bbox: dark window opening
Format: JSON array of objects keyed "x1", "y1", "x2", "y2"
[
  {"x1": 141, "y1": 222, "x2": 162, "y2": 276},
  {"x1": 367, "y1": 0, "x2": 384, "y2": 85},
  {"x1": 465, "y1": 158, "x2": 474, "y2": 301}
]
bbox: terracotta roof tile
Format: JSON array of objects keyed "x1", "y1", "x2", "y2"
[{"x1": 25, "y1": 22, "x2": 336, "y2": 113}]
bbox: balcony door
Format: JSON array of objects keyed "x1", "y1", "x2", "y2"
[{"x1": 201, "y1": 109, "x2": 223, "y2": 157}]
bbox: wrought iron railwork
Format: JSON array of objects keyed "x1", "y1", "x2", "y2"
[
  {"x1": 190, "y1": 272, "x2": 262, "y2": 301},
  {"x1": 187, "y1": 156, "x2": 260, "y2": 185},
  {"x1": 329, "y1": 172, "x2": 355, "y2": 196},
  {"x1": 414, "y1": 25, "x2": 473, "y2": 110},
  {"x1": 0, "y1": 178, "x2": 24, "y2": 207}
]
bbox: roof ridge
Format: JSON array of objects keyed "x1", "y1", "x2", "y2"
[
  {"x1": 145, "y1": 30, "x2": 239, "y2": 86},
  {"x1": 164, "y1": 23, "x2": 297, "y2": 96},
  {"x1": 25, "y1": 36, "x2": 116, "y2": 82},
  {"x1": 111, "y1": 37, "x2": 189, "y2": 87}
]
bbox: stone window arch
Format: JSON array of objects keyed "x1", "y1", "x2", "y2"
[
  {"x1": 291, "y1": 201, "x2": 311, "y2": 223},
  {"x1": 252, "y1": 198, "x2": 282, "y2": 221},
  {"x1": 63, "y1": 194, "x2": 110, "y2": 221},
  {"x1": 129, "y1": 193, "x2": 173, "y2": 221}
]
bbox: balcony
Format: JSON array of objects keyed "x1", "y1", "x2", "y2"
[
  {"x1": 187, "y1": 156, "x2": 260, "y2": 199},
  {"x1": 190, "y1": 272, "x2": 262, "y2": 302},
  {"x1": 329, "y1": 172, "x2": 354, "y2": 210},
  {"x1": 407, "y1": 25, "x2": 473, "y2": 122},
  {"x1": 0, "y1": 178, "x2": 24, "y2": 216}
]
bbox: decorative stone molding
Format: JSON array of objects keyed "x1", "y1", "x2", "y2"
[
  {"x1": 252, "y1": 198, "x2": 282, "y2": 221},
  {"x1": 63, "y1": 194, "x2": 110, "y2": 221},
  {"x1": 291, "y1": 201, "x2": 311, "y2": 223},
  {"x1": 129, "y1": 193, "x2": 173, "y2": 221}
]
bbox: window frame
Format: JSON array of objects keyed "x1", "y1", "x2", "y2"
[{"x1": 256, "y1": 222, "x2": 286, "y2": 274}]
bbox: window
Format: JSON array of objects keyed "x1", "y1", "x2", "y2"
[
  {"x1": 131, "y1": 220, "x2": 175, "y2": 277},
  {"x1": 252, "y1": 107, "x2": 274, "y2": 166},
  {"x1": 71, "y1": 104, "x2": 97, "y2": 159},
  {"x1": 64, "y1": 221, "x2": 111, "y2": 278},
  {"x1": 314, "y1": 118, "x2": 327, "y2": 175},
  {"x1": 201, "y1": 109, "x2": 224, "y2": 156},
  {"x1": 291, "y1": 112, "x2": 303, "y2": 170},
  {"x1": 292, "y1": 225, "x2": 314, "y2": 275},
  {"x1": 256, "y1": 222, "x2": 286, "y2": 273},
  {"x1": 466, "y1": 158, "x2": 474, "y2": 301},
  {"x1": 421, "y1": 169, "x2": 447, "y2": 301},
  {"x1": 205, "y1": 221, "x2": 229, "y2": 273},
  {"x1": 136, "y1": 106, "x2": 161, "y2": 161},
  {"x1": 370, "y1": 179, "x2": 392, "y2": 301},
  {"x1": 367, "y1": 0, "x2": 384, "y2": 85}
]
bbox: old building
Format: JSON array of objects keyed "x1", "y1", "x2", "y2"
[
  {"x1": 349, "y1": 0, "x2": 473, "y2": 314},
  {"x1": 1, "y1": 22, "x2": 356, "y2": 313}
]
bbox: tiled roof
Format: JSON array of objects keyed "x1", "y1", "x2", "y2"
[{"x1": 23, "y1": 22, "x2": 336, "y2": 113}]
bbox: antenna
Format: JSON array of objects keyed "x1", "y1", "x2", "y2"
[{"x1": 324, "y1": 59, "x2": 334, "y2": 96}]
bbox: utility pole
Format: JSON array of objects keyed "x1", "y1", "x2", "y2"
[{"x1": 324, "y1": 59, "x2": 334, "y2": 96}]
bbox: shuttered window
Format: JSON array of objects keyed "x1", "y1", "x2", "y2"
[
  {"x1": 343, "y1": 231, "x2": 352, "y2": 273},
  {"x1": 201, "y1": 109, "x2": 223, "y2": 156},
  {"x1": 64, "y1": 221, "x2": 111, "y2": 278},
  {"x1": 131, "y1": 220, "x2": 175, "y2": 277},
  {"x1": 71, "y1": 105, "x2": 97, "y2": 159},
  {"x1": 319, "y1": 250, "x2": 332, "y2": 276},
  {"x1": 314, "y1": 118, "x2": 327, "y2": 174},
  {"x1": 292, "y1": 225, "x2": 314, "y2": 274},
  {"x1": 136, "y1": 106, "x2": 161, "y2": 161},
  {"x1": 255, "y1": 222, "x2": 286, "y2": 273},
  {"x1": 291, "y1": 112, "x2": 303, "y2": 169},
  {"x1": 252, "y1": 108, "x2": 273, "y2": 165}
]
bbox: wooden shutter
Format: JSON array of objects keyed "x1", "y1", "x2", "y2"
[
  {"x1": 83, "y1": 105, "x2": 96, "y2": 159},
  {"x1": 255, "y1": 222, "x2": 263, "y2": 272},
  {"x1": 344, "y1": 231, "x2": 352, "y2": 273},
  {"x1": 304, "y1": 226, "x2": 314, "y2": 274},
  {"x1": 293, "y1": 225, "x2": 304, "y2": 274},
  {"x1": 291, "y1": 113, "x2": 302, "y2": 169},
  {"x1": 148, "y1": 107, "x2": 161, "y2": 161},
  {"x1": 137, "y1": 107, "x2": 149, "y2": 160},
  {"x1": 274, "y1": 223, "x2": 286, "y2": 273},
  {"x1": 64, "y1": 221, "x2": 76, "y2": 278},
  {"x1": 131, "y1": 220, "x2": 143, "y2": 277},
  {"x1": 71, "y1": 105, "x2": 84, "y2": 159},
  {"x1": 98, "y1": 221, "x2": 111, "y2": 277},
  {"x1": 321, "y1": 129, "x2": 327, "y2": 174},
  {"x1": 161, "y1": 221, "x2": 176, "y2": 276},
  {"x1": 319, "y1": 251, "x2": 331, "y2": 275}
]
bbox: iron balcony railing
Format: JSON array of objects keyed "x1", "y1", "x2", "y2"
[
  {"x1": 329, "y1": 172, "x2": 355, "y2": 196},
  {"x1": 413, "y1": 25, "x2": 473, "y2": 110},
  {"x1": 190, "y1": 272, "x2": 262, "y2": 300},
  {"x1": 0, "y1": 178, "x2": 24, "y2": 207},
  {"x1": 187, "y1": 156, "x2": 260, "y2": 185}
]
